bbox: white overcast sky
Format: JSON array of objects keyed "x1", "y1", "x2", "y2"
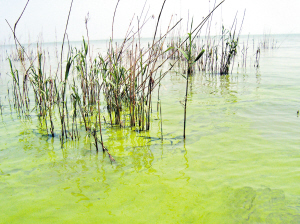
[{"x1": 1, "y1": 0, "x2": 300, "y2": 44}]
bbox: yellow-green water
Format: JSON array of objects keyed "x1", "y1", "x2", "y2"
[{"x1": 1, "y1": 35, "x2": 300, "y2": 223}]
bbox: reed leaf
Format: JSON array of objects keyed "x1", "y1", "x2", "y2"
[{"x1": 194, "y1": 49, "x2": 205, "y2": 63}]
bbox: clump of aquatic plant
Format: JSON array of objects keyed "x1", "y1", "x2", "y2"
[
  {"x1": 100, "y1": 51, "x2": 128, "y2": 127},
  {"x1": 220, "y1": 11, "x2": 245, "y2": 75},
  {"x1": 30, "y1": 50, "x2": 56, "y2": 137},
  {"x1": 220, "y1": 25, "x2": 239, "y2": 75},
  {"x1": 5, "y1": 0, "x2": 228, "y2": 166},
  {"x1": 8, "y1": 57, "x2": 21, "y2": 111},
  {"x1": 7, "y1": 56, "x2": 31, "y2": 114},
  {"x1": 59, "y1": 52, "x2": 75, "y2": 139}
]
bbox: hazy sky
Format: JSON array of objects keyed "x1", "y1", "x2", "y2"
[{"x1": 1, "y1": 0, "x2": 300, "y2": 44}]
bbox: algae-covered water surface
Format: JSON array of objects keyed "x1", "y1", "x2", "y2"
[{"x1": 1, "y1": 34, "x2": 300, "y2": 223}]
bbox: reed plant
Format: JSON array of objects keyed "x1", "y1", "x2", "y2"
[
  {"x1": 174, "y1": 22, "x2": 205, "y2": 139},
  {"x1": 254, "y1": 47, "x2": 261, "y2": 68},
  {"x1": 8, "y1": 58, "x2": 21, "y2": 111}
]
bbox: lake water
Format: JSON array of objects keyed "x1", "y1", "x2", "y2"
[{"x1": 0, "y1": 34, "x2": 300, "y2": 223}]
